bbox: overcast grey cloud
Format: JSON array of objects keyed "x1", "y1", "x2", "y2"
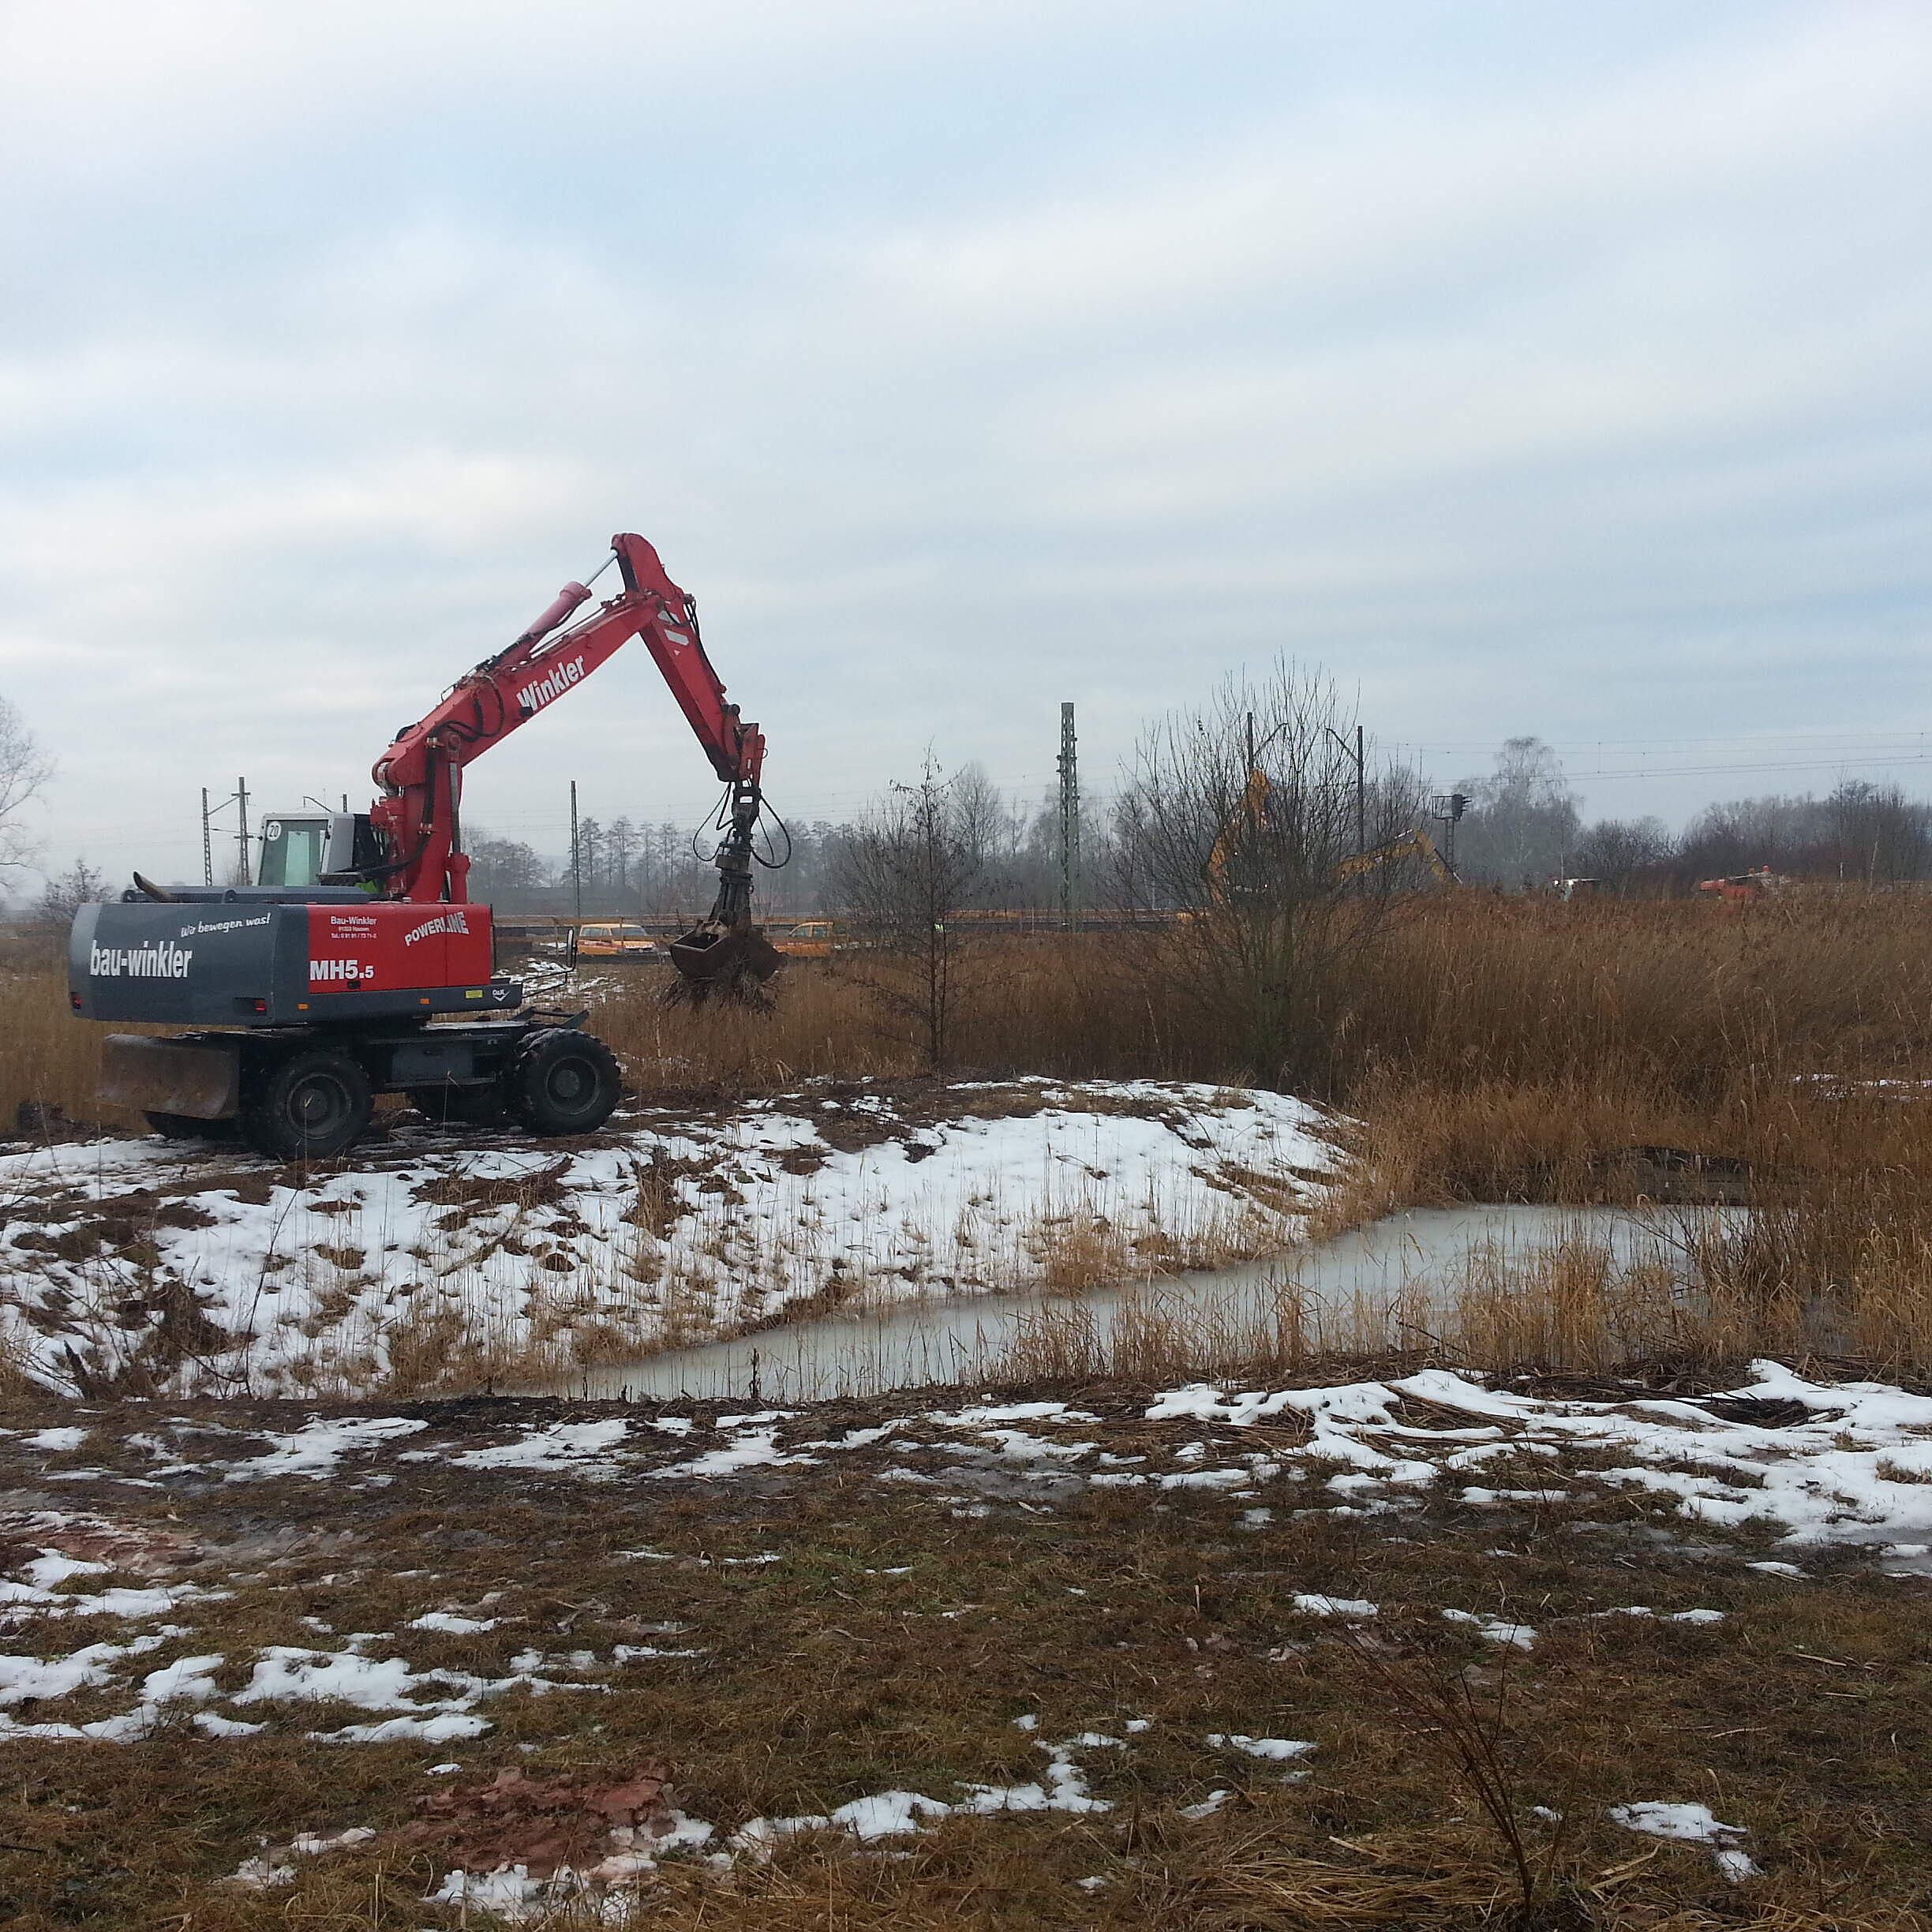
[{"x1": 2, "y1": 0, "x2": 1929, "y2": 885}]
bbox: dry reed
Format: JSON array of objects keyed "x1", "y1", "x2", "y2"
[
  {"x1": 13, "y1": 893, "x2": 1932, "y2": 1377},
  {"x1": 14, "y1": 893, "x2": 1932, "y2": 1119}
]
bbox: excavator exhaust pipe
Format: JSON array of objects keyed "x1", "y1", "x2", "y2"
[{"x1": 665, "y1": 921, "x2": 783, "y2": 1008}]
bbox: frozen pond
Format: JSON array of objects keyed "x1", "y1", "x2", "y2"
[{"x1": 515, "y1": 1203, "x2": 1745, "y2": 1405}]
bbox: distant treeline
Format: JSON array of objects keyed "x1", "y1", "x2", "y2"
[
  {"x1": 22, "y1": 735, "x2": 1927, "y2": 926},
  {"x1": 1446, "y1": 736, "x2": 1932, "y2": 893},
  {"x1": 465, "y1": 768, "x2": 1084, "y2": 918},
  {"x1": 466, "y1": 736, "x2": 1932, "y2": 915}
]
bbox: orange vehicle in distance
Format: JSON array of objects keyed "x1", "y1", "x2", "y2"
[
  {"x1": 773, "y1": 919, "x2": 837, "y2": 958},
  {"x1": 574, "y1": 923, "x2": 659, "y2": 960}
]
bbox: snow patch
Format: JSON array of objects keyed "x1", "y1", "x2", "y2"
[
  {"x1": 0, "y1": 1081, "x2": 1339, "y2": 1398},
  {"x1": 1608, "y1": 1800, "x2": 1761, "y2": 1883},
  {"x1": 1206, "y1": 1734, "x2": 1316, "y2": 1761}
]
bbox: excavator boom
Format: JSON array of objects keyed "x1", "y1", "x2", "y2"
[
  {"x1": 353, "y1": 533, "x2": 779, "y2": 1001},
  {"x1": 1333, "y1": 826, "x2": 1457, "y2": 886},
  {"x1": 365, "y1": 535, "x2": 764, "y2": 908}
]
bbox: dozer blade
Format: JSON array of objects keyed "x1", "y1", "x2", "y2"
[
  {"x1": 665, "y1": 922, "x2": 783, "y2": 1007},
  {"x1": 98, "y1": 1035, "x2": 240, "y2": 1119}
]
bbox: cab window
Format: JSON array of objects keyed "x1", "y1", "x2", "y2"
[{"x1": 259, "y1": 818, "x2": 328, "y2": 888}]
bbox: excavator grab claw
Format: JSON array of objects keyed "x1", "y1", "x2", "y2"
[
  {"x1": 659, "y1": 766, "x2": 784, "y2": 1005},
  {"x1": 666, "y1": 922, "x2": 784, "y2": 1005}
]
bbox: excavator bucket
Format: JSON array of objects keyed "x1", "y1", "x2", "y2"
[{"x1": 665, "y1": 920, "x2": 783, "y2": 1007}]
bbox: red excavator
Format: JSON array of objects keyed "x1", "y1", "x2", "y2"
[
  {"x1": 69, "y1": 533, "x2": 784, "y2": 1159},
  {"x1": 1696, "y1": 866, "x2": 1785, "y2": 905}
]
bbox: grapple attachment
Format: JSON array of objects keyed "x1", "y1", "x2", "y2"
[{"x1": 665, "y1": 919, "x2": 783, "y2": 1006}]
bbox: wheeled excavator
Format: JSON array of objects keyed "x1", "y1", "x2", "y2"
[{"x1": 69, "y1": 534, "x2": 784, "y2": 1159}]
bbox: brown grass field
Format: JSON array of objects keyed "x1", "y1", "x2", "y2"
[
  {"x1": 5, "y1": 896, "x2": 1932, "y2": 1927},
  {"x1": 13, "y1": 890, "x2": 1931, "y2": 1123},
  {"x1": 1, "y1": 1372, "x2": 1927, "y2": 1931},
  {"x1": 11, "y1": 892, "x2": 1932, "y2": 1375}
]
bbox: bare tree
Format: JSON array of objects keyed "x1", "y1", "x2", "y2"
[
  {"x1": 1825, "y1": 779, "x2": 1930, "y2": 884},
  {"x1": 1454, "y1": 737, "x2": 1582, "y2": 887},
  {"x1": 1113, "y1": 665, "x2": 1422, "y2": 1090},
  {"x1": 1676, "y1": 792, "x2": 1824, "y2": 884},
  {"x1": 465, "y1": 831, "x2": 547, "y2": 897},
  {"x1": 632, "y1": 818, "x2": 713, "y2": 916},
  {"x1": 833, "y1": 756, "x2": 987, "y2": 1070},
  {"x1": 1674, "y1": 784, "x2": 1932, "y2": 889},
  {"x1": 0, "y1": 698, "x2": 53, "y2": 891},
  {"x1": 1567, "y1": 815, "x2": 1672, "y2": 893},
  {"x1": 571, "y1": 817, "x2": 603, "y2": 897},
  {"x1": 606, "y1": 815, "x2": 637, "y2": 897},
  {"x1": 36, "y1": 858, "x2": 108, "y2": 927}
]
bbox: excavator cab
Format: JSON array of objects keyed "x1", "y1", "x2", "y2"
[{"x1": 257, "y1": 812, "x2": 384, "y2": 891}]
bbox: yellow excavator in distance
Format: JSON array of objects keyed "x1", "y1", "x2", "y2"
[
  {"x1": 1204, "y1": 768, "x2": 1458, "y2": 904},
  {"x1": 1332, "y1": 826, "x2": 1457, "y2": 886}
]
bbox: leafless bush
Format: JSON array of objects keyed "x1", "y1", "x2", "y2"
[
  {"x1": 1333, "y1": 1620, "x2": 1568, "y2": 1923},
  {"x1": 0, "y1": 695, "x2": 53, "y2": 889},
  {"x1": 1111, "y1": 665, "x2": 1424, "y2": 1089},
  {"x1": 832, "y1": 757, "x2": 988, "y2": 1070}
]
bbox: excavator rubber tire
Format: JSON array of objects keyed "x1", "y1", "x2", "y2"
[
  {"x1": 504, "y1": 1029, "x2": 621, "y2": 1136},
  {"x1": 240, "y1": 1050, "x2": 374, "y2": 1162},
  {"x1": 407, "y1": 1084, "x2": 507, "y2": 1128}
]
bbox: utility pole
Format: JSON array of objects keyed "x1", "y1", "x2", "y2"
[
  {"x1": 1326, "y1": 724, "x2": 1368, "y2": 863},
  {"x1": 569, "y1": 781, "x2": 582, "y2": 924},
  {"x1": 234, "y1": 777, "x2": 251, "y2": 886},
  {"x1": 1356, "y1": 723, "x2": 1365, "y2": 863},
  {"x1": 204, "y1": 782, "x2": 249, "y2": 885},
  {"x1": 1057, "y1": 702, "x2": 1080, "y2": 930}
]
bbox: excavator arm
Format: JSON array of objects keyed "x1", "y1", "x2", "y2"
[
  {"x1": 1333, "y1": 827, "x2": 1457, "y2": 886},
  {"x1": 1203, "y1": 749, "x2": 1460, "y2": 904},
  {"x1": 355, "y1": 533, "x2": 780, "y2": 999},
  {"x1": 364, "y1": 534, "x2": 763, "y2": 904},
  {"x1": 1203, "y1": 769, "x2": 1275, "y2": 906}
]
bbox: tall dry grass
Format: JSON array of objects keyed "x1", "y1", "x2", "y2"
[
  {"x1": 15, "y1": 893, "x2": 1932, "y2": 1373},
  {"x1": 710, "y1": 893, "x2": 1932, "y2": 1100},
  {"x1": 592, "y1": 962, "x2": 911, "y2": 1091},
  {"x1": 986, "y1": 1203, "x2": 1932, "y2": 1386},
  {"x1": 0, "y1": 968, "x2": 137, "y2": 1131},
  {"x1": 20, "y1": 893, "x2": 1930, "y2": 1119}
]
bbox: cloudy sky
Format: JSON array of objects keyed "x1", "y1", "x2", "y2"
[{"x1": 3, "y1": 0, "x2": 1930, "y2": 888}]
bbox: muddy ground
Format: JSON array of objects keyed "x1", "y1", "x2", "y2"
[{"x1": 1, "y1": 1364, "x2": 1928, "y2": 1929}]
